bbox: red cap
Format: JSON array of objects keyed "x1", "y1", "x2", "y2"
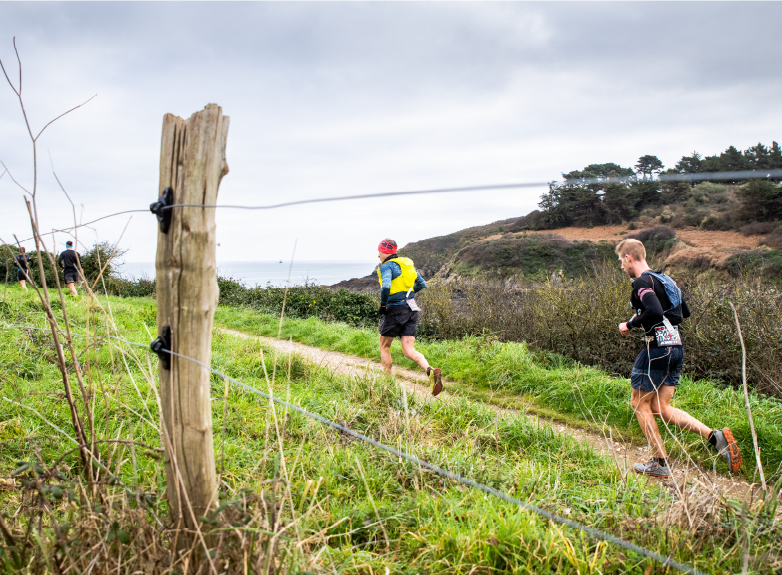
[{"x1": 378, "y1": 240, "x2": 397, "y2": 255}]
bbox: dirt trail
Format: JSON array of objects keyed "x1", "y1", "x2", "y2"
[{"x1": 219, "y1": 328, "x2": 761, "y2": 502}]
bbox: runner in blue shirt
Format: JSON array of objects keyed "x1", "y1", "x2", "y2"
[{"x1": 376, "y1": 238, "x2": 443, "y2": 396}]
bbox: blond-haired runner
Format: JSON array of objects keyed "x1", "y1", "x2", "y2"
[
  {"x1": 616, "y1": 238, "x2": 741, "y2": 477},
  {"x1": 376, "y1": 239, "x2": 443, "y2": 395}
]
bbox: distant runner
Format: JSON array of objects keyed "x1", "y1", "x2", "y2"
[
  {"x1": 616, "y1": 238, "x2": 741, "y2": 478},
  {"x1": 15, "y1": 247, "x2": 31, "y2": 290},
  {"x1": 58, "y1": 240, "x2": 82, "y2": 297},
  {"x1": 376, "y1": 239, "x2": 443, "y2": 395}
]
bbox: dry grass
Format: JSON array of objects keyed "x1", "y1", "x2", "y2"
[{"x1": 416, "y1": 265, "x2": 782, "y2": 398}]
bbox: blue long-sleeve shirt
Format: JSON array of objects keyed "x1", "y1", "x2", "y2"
[{"x1": 379, "y1": 255, "x2": 427, "y2": 306}]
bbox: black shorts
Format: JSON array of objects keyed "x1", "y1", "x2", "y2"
[
  {"x1": 379, "y1": 305, "x2": 419, "y2": 338},
  {"x1": 630, "y1": 346, "x2": 683, "y2": 392},
  {"x1": 63, "y1": 270, "x2": 79, "y2": 284},
  {"x1": 17, "y1": 269, "x2": 28, "y2": 281}
]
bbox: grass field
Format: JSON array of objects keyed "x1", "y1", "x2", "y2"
[
  {"x1": 215, "y1": 306, "x2": 782, "y2": 482},
  {"x1": 1, "y1": 287, "x2": 780, "y2": 573}
]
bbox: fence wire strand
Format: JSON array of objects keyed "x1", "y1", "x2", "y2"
[
  {"x1": 11, "y1": 168, "x2": 782, "y2": 245},
  {"x1": 1, "y1": 320, "x2": 707, "y2": 575}
]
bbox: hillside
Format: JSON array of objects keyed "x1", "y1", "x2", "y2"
[{"x1": 329, "y1": 179, "x2": 781, "y2": 289}]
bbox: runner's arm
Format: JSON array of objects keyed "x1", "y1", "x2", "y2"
[
  {"x1": 379, "y1": 263, "x2": 392, "y2": 306},
  {"x1": 412, "y1": 273, "x2": 427, "y2": 293},
  {"x1": 627, "y1": 278, "x2": 664, "y2": 329}
]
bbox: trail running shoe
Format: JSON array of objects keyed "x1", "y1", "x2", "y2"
[
  {"x1": 713, "y1": 428, "x2": 742, "y2": 473},
  {"x1": 633, "y1": 460, "x2": 670, "y2": 479},
  {"x1": 428, "y1": 367, "x2": 443, "y2": 396}
]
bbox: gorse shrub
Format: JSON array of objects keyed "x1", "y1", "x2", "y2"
[
  {"x1": 450, "y1": 236, "x2": 617, "y2": 280},
  {"x1": 416, "y1": 267, "x2": 782, "y2": 398},
  {"x1": 216, "y1": 276, "x2": 379, "y2": 327}
]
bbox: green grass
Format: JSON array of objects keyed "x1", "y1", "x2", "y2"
[
  {"x1": 1, "y1": 287, "x2": 781, "y2": 573},
  {"x1": 214, "y1": 305, "x2": 782, "y2": 481}
]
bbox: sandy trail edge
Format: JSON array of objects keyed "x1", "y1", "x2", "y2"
[{"x1": 218, "y1": 328, "x2": 762, "y2": 503}]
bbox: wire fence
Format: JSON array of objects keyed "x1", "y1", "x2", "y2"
[
  {"x1": 13, "y1": 167, "x2": 782, "y2": 244},
  {"x1": 0, "y1": 319, "x2": 707, "y2": 575}
]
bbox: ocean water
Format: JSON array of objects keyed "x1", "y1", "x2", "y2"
[{"x1": 120, "y1": 261, "x2": 375, "y2": 288}]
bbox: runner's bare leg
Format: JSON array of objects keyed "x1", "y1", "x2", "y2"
[
  {"x1": 379, "y1": 336, "x2": 394, "y2": 373},
  {"x1": 400, "y1": 336, "x2": 430, "y2": 371},
  {"x1": 631, "y1": 389, "x2": 668, "y2": 459},
  {"x1": 650, "y1": 385, "x2": 711, "y2": 439}
]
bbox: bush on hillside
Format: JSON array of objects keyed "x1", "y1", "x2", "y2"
[
  {"x1": 761, "y1": 233, "x2": 782, "y2": 249},
  {"x1": 740, "y1": 221, "x2": 777, "y2": 236},
  {"x1": 450, "y1": 235, "x2": 616, "y2": 279},
  {"x1": 217, "y1": 277, "x2": 378, "y2": 327},
  {"x1": 417, "y1": 269, "x2": 782, "y2": 398},
  {"x1": 626, "y1": 225, "x2": 678, "y2": 255},
  {"x1": 738, "y1": 180, "x2": 782, "y2": 222},
  {"x1": 723, "y1": 249, "x2": 782, "y2": 279}
]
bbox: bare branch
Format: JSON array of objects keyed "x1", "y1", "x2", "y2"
[
  {"x1": 13, "y1": 37, "x2": 21, "y2": 95},
  {"x1": 16, "y1": 209, "x2": 147, "y2": 243},
  {"x1": 0, "y1": 160, "x2": 31, "y2": 195},
  {"x1": 0, "y1": 41, "x2": 20, "y2": 96},
  {"x1": 48, "y1": 150, "x2": 75, "y2": 206},
  {"x1": 35, "y1": 94, "x2": 97, "y2": 141}
]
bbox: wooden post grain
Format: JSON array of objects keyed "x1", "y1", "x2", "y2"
[{"x1": 155, "y1": 104, "x2": 229, "y2": 532}]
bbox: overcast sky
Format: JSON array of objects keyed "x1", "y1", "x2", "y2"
[{"x1": 2, "y1": 2, "x2": 781, "y2": 266}]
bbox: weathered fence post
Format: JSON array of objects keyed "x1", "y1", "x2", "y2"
[{"x1": 153, "y1": 104, "x2": 229, "y2": 535}]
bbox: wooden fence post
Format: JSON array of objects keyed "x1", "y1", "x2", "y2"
[{"x1": 154, "y1": 104, "x2": 229, "y2": 534}]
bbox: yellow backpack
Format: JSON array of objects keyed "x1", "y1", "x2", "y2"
[{"x1": 376, "y1": 256, "x2": 418, "y2": 295}]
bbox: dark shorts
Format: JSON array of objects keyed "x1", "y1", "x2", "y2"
[
  {"x1": 17, "y1": 269, "x2": 28, "y2": 282},
  {"x1": 630, "y1": 346, "x2": 683, "y2": 392},
  {"x1": 64, "y1": 270, "x2": 79, "y2": 284},
  {"x1": 379, "y1": 305, "x2": 419, "y2": 338}
]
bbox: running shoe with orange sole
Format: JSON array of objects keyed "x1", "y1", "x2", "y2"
[
  {"x1": 713, "y1": 428, "x2": 742, "y2": 473},
  {"x1": 428, "y1": 367, "x2": 443, "y2": 396}
]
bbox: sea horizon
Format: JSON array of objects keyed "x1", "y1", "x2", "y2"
[{"x1": 119, "y1": 260, "x2": 376, "y2": 288}]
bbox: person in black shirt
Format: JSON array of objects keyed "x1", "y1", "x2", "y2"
[
  {"x1": 616, "y1": 238, "x2": 741, "y2": 478},
  {"x1": 15, "y1": 247, "x2": 31, "y2": 290},
  {"x1": 58, "y1": 240, "x2": 82, "y2": 297}
]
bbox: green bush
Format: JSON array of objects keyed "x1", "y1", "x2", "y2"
[
  {"x1": 417, "y1": 267, "x2": 782, "y2": 398},
  {"x1": 216, "y1": 277, "x2": 378, "y2": 327},
  {"x1": 449, "y1": 236, "x2": 617, "y2": 280},
  {"x1": 724, "y1": 249, "x2": 782, "y2": 279},
  {"x1": 0, "y1": 244, "x2": 58, "y2": 288}
]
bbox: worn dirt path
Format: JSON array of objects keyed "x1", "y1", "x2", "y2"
[{"x1": 219, "y1": 328, "x2": 761, "y2": 502}]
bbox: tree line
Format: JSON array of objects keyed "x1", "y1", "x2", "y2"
[{"x1": 531, "y1": 142, "x2": 782, "y2": 228}]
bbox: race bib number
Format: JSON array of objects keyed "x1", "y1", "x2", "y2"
[
  {"x1": 406, "y1": 298, "x2": 420, "y2": 312},
  {"x1": 654, "y1": 324, "x2": 682, "y2": 347}
]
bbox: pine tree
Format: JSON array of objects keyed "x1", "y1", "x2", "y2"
[
  {"x1": 745, "y1": 142, "x2": 771, "y2": 169},
  {"x1": 770, "y1": 142, "x2": 782, "y2": 170},
  {"x1": 634, "y1": 155, "x2": 664, "y2": 180}
]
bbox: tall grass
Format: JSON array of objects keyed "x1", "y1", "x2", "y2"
[{"x1": 2, "y1": 286, "x2": 780, "y2": 573}]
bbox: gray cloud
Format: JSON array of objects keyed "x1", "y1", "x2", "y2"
[{"x1": 2, "y1": 2, "x2": 780, "y2": 265}]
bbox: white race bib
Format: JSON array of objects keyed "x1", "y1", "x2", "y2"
[{"x1": 654, "y1": 324, "x2": 682, "y2": 347}]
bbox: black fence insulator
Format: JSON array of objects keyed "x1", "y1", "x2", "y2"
[
  {"x1": 149, "y1": 187, "x2": 174, "y2": 233},
  {"x1": 150, "y1": 326, "x2": 172, "y2": 370}
]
